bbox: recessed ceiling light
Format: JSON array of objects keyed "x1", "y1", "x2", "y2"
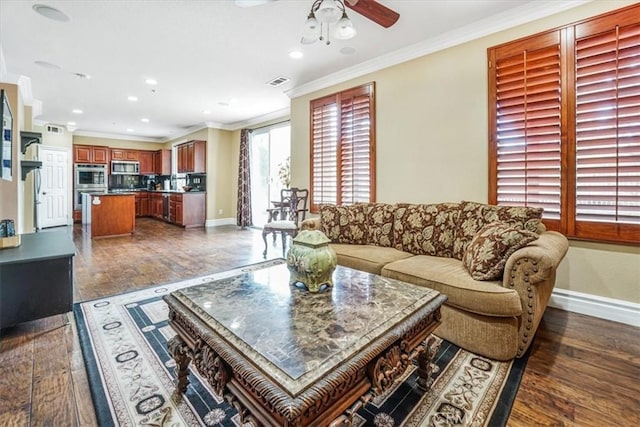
[
  {"x1": 67, "y1": 121, "x2": 76, "y2": 126},
  {"x1": 126, "y1": 128, "x2": 134, "y2": 132},
  {"x1": 32, "y1": 4, "x2": 70, "y2": 22},
  {"x1": 202, "y1": 110, "x2": 211, "y2": 115},
  {"x1": 74, "y1": 72, "x2": 91, "y2": 80},
  {"x1": 289, "y1": 50, "x2": 304, "y2": 59},
  {"x1": 128, "y1": 96, "x2": 138, "y2": 102},
  {"x1": 145, "y1": 78, "x2": 158, "y2": 85},
  {"x1": 140, "y1": 118, "x2": 149, "y2": 123},
  {"x1": 34, "y1": 60, "x2": 61, "y2": 70},
  {"x1": 72, "y1": 109, "x2": 83, "y2": 114},
  {"x1": 340, "y1": 46, "x2": 356, "y2": 55}
]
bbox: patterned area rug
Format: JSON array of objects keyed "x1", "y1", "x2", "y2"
[{"x1": 75, "y1": 259, "x2": 529, "y2": 427}]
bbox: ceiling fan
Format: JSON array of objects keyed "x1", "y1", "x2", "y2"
[{"x1": 234, "y1": 0, "x2": 400, "y2": 28}]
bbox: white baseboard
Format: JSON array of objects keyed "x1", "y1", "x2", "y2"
[
  {"x1": 549, "y1": 289, "x2": 640, "y2": 327},
  {"x1": 205, "y1": 218, "x2": 236, "y2": 227}
]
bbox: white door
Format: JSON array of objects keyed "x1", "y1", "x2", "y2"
[{"x1": 37, "y1": 145, "x2": 69, "y2": 228}]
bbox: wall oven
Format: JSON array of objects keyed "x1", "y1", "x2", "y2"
[
  {"x1": 111, "y1": 161, "x2": 140, "y2": 175},
  {"x1": 75, "y1": 163, "x2": 106, "y2": 186},
  {"x1": 74, "y1": 164, "x2": 107, "y2": 210}
]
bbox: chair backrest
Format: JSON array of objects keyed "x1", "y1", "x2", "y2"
[{"x1": 281, "y1": 187, "x2": 309, "y2": 225}]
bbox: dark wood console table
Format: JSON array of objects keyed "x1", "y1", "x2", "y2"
[{"x1": 0, "y1": 231, "x2": 76, "y2": 329}]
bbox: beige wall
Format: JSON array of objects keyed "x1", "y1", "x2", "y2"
[
  {"x1": 165, "y1": 127, "x2": 237, "y2": 222},
  {"x1": 290, "y1": 1, "x2": 640, "y2": 304}
]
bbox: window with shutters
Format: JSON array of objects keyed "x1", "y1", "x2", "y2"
[
  {"x1": 488, "y1": 4, "x2": 639, "y2": 244},
  {"x1": 310, "y1": 82, "x2": 376, "y2": 212}
]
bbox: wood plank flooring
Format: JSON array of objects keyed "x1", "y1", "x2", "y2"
[{"x1": 1, "y1": 218, "x2": 638, "y2": 426}]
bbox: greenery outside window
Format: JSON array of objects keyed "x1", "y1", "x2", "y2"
[
  {"x1": 488, "y1": 4, "x2": 640, "y2": 244},
  {"x1": 309, "y1": 82, "x2": 376, "y2": 212}
]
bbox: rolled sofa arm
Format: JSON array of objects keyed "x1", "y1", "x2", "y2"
[
  {"x1": 503, "y1": 231, "x2": 569, "y2": 357},
  {"x1": 300, "y1": 218, "x2": 321, "y2": 231}
]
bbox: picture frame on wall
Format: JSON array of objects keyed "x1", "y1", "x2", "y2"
[{"x1": 1, "y1": 89, "x2": 13, "y2": 181}]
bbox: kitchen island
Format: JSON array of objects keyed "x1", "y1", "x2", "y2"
[{"x1": 82, "y1": 192, "x2": 135, "y2": 238}]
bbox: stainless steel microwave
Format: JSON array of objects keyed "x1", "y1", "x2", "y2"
[{"x1": 111, "y1": 161, "x2": 140, "y2": 175}]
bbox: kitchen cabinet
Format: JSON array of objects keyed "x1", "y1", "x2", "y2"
[
  {"x1": 139, "y1": 151, "x2": 154, "y2": 175},
  {"x1": 149, "y1": 193, "x2": 164, "y2": 219},
  {"x1": 154, "y1": 149, "x2": 171, "y2": 175},
  {"x1": 169, "y1": 195, "x2": 182, "y2": 224},
  {"x1": 135, "y1": 192, "x2": 149, "y2": 217},
  {"x1": 176, "y1": 140, "x2": 206, "y2": 173},
  {"x1": 74, "y1": 145, "x2": 108, "y2": 164},
  {"x1": 169, "y1": 192, "x2": 205, "y2": 228},
  {"x1": 111, "y1": 149, "x2": 139, "y2": 161}
]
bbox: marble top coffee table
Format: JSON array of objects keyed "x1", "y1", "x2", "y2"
[{"x1": 164, "y1": 262, "x2": 446, "y2": 427}]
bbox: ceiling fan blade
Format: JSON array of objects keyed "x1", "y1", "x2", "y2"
[{"x1": 345, "y1": 0, "x2": 399, "y2": 28}]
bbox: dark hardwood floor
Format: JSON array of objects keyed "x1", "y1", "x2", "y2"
[{"x1": 0, "y1": 218, "x2": 638, "y2": 426}]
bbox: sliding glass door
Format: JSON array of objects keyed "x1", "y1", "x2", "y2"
[{"x1": 250, "y1": 123, "x2": 291, "y2": 228}]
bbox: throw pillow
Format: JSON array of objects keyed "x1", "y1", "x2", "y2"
[
  {"x1": 453, "y1": 201, "x2": 543, "y2": 260},
  {"x1": 392, "y1": 203, "x2": 460, "y2": 258},
  {"x1": 462, "y1": 222, "x2": 539, "y2": 281},
  {"x1": 320, "y1": 204, "x2": 368, "y2": 244},
  {"x1": 365, "y1": 203, "x2": 396, "y2": 247}
]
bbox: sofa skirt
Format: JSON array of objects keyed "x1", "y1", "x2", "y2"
[{"x1": 434, "y1": 305, "x2": 520, "y2": 361}]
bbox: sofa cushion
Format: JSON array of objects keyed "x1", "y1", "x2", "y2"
[
  {"x1": 382, "y1": 255, "x2": 523, "y2": 317},
  {"x1": 320, "y1": 204, "x2": 368, "y2": 244},
  {"x1": 392, "y1": 203, "x2": 460, "y2": 258},
  {"x1": 452, "y1": 201, "x2": 543, "y2": 260},
  {"x1": 363, "y1": 203, "x2": 396, "y2": 247},
  {"x1": 330, "y1": 243, "x2": 414, "y2": 275},
  {"x1": 462, "y1": 222, "x2": 538, "y2": 281}
]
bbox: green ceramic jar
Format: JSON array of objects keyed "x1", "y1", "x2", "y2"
[{"x1": 286, "y1": 230, "x2": 337, "y2": 292}]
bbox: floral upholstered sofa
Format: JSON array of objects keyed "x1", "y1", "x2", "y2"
[{"x1": 300, "y1": 201, "x2": 569, "y2": 361}]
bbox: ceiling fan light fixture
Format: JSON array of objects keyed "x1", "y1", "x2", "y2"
[
  {"x1": 315, "y1": 0, "x2": 342, "y2": 24},
  {"x1": 303, "y1": 12, "x2": 320, "y2": 38},
  {"x1": 334, "y1": 12, "x2": 356, "y2": 40},
  {"x1": 302, "y1": 0, "x2": 355, "y2": 46}
]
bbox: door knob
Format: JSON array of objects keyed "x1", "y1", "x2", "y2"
[{"x1": 42, "y1": 191, "x2": 47, "y2": 195}]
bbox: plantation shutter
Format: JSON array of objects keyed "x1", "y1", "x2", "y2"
[
  {"x1": 310, "y1": 82, "x2": 375, "y2": 212},
  {"x1": 490, "y1": 32, "x2": 563, "y2": 224},
  {"x1": 574, "y1": 18, "x2": 640, "y2": 237},
  {"x1": 340, "y1": 85, "x2": 374, "y2": 204},
  {"x1": 311, "y1": 98, "x2": 338, "y2": 210}
]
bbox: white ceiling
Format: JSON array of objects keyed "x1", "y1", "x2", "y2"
[{"x1": 0, "y1": 0, "x2": 587, "y2": 142}]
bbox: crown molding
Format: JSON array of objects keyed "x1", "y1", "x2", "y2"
[
  {"x1": 73, "y1": 130, "x2": 165, "y2": 143},
  {"x1": 286, "y1": 0, "x2": 591, "y2": 99},
  {"x1": 225, "y1": 107, "x2": 291, "y2": 131}
]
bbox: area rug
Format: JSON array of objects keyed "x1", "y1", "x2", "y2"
[{"x1": 75, "y1": 259, "x2": 529, "y2": 427}]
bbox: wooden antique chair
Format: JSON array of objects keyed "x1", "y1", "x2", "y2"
[{"x1": 262, "y1": 187, "x2": 309, "y2": 258}]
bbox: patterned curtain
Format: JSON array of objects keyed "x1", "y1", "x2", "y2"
[{"x1": 236, "y1": 128, "x2": 252, "y2": 228}]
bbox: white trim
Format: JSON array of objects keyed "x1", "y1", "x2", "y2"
[
  {"x1": 225, "y1": 108, "x2": 290, "y2": 131},
  {"x1": 72, "y1": 130, "x2": 164, "y2": 143},
  {"x1": 286, "y1": 0, "x2": 591, "y2": 99},
  {"x1": 549, "y1": 288, "x2": 640, "y2": 327},
  {"x1": 205, "y1": 218, "x2": 236, "y2": 227}
]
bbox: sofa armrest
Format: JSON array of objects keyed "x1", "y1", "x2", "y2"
[
  {"x1": 503, "y1": 231, "x2": 569, "y2": 357},
  {"x1": 300, "y1": 218, "x2": 321, "y2": 231}
]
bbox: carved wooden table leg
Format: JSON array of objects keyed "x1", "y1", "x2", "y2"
[
  {"x1": 416, "y1": 336, "x2": 441, "y2": 390},
  {"x1": 168, "y1": 335, "x2": 191, "y2": 402}
]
